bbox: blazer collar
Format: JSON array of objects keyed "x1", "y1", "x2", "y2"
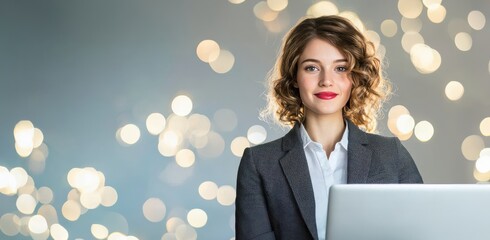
[
  {"x1": 279, "y1": 122, "x2": 318, "y2": 239},
  {"x1": 346, "y1": 120, "x2": 372, "y2": 183}
]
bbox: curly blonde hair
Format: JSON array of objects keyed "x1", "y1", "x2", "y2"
[{"x1": 261, "y1": 15, "x2": 391, "y2": 132}]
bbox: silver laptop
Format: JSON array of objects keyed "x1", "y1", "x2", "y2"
[{"x1": 326, "y1": 184, "x2": 490, "y2": 240}]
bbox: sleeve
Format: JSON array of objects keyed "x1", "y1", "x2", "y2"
[
  {"x1": 395, "y1": 138, "x2": 423, "y2": 183},
  {"x1": 235, "y1": 147, "x2": 276, "y2": 240}
]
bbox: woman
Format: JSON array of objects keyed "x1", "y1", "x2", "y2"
[{"x1": 235, "y1": 15, "x2": 423, "y2": 240}]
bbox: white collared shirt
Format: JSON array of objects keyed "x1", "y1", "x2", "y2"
[{"x1": 300, "y1": 123, "x2": 349, "y2": 240}]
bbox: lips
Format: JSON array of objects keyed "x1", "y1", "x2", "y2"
[{"x1": 315, "y1": 92, "x2": 338, "y2": 100}]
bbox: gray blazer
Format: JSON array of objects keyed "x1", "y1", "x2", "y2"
[{"x1": 236, "y1": 120, "x2": 423, "y2": 240}]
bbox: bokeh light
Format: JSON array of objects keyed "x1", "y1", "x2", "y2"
[
  {"x1": 480, "y1": 117, "x2": 490, "y2": 136},
  {"x1": 401, "y1": 31, "x2": 424, "y2": 53},
  {"x1": 254, "y1": 1, "x2": 279, "y2": 22},
  {"x1": 175, "y1": 224, "x2": 197, "y2": 240},
  {"x1": 16, "y1": 194, "x2": 37, "y2": 215},
  {"x1": 398, "y1": 0, "x2": 423, "y2": 19},
  {"x1": 0, "y1": 213, "x2": 20, "y2": 236},
  {"x1": 267, "y1": 0, "x2": 288, "y2": 12},
  {"x1": 196, "y1": 40, "x2": 220, "y2": 63},
  {"x1": 231, "y1": 137, "x2": 250, "y2": 157},
  {"x1": 454, "y1": 32, "x2": 472, "y2": 51},
  {"x1": 216, "y1": 185, "x2": 236, "y2": 206},
  {"x1": 209, "y1": 49, "x2": 235, "y2": 74},
  {"x1": 166, "y1": 217, "x2": 185, "y2": 233},
  {"x1": 396, "y1": 114, "x2": 415, "y2": 135},
  {"x1": 427, "y1": 4, "x2": 446, "y2": 23},
  {"x1": 172, "y1": 95, "x2": 193, "y2": 117},
  {"x1": 445, "y1": 81, "x2": 464, "y2": 101},
  {"x1": 62, "y1": 200, "x2": 81, "y2": 221},
  {"x1": 120, "y1": 124, "x2": 141, "y2": 145},
  {"x1": 461, "y1": 135, "x2": 485, "y2": 161},
  {"x1": 198, "y1": 181, "x2": 219, "y2": 200},
  {"x1": 175, "y1": 149, "x2": 196, "y2": 168},
  {"x1": 422, "y1": 0, "x2": 441, "y2": 8},
  {"x1": 401, "y1": 17, "x2": 422, "y2": 33},
  {"x1": 143, "y1": 198, "x2": 166, "y2": 223},
  {"x1": 38, "y1": 204, "x2": 58, "y2": 227},
  {"x1": 229, "y1": 0, "x2": 245, "y2": 4},
  {"x1": 468, "y1": 10, "x2": 486, "y2": 31},
  {"x1": 91, "y1": 224, "x2": 109, "y2": 239},
  {"x1": 28, "y1": 215, "x2": 48, "y2": 234},
  {"x1": 37, "y1": 187, "x2": 54, "y2": 204},
  {"x1": 306, "y1": 1, "x2": 338, "y2": 17},
  {"x1": 146, "y1": 113, "x2": 166, "y2": 135},
  {"x1": 197, "y1": 131, "x2": 225, "y2": 158},
  {"x1": 410, "y1": 43, "x2": 441, "y2": 74},
  {"x1": 338, "y1": 11, "x2": 364, "y2": 33},
  {"x1": 475, "y1": 149, "x2": 490, "y2": 173},
  {"x1": 380, "y1": 19, "x2": 397, "y2": 37},
  {"x1": 414, "y1": 121, "x2": 434, "y2": 142},
  {"x1": 50, "y1": 224, "x2": 68, "y2": 240},
  {"x1": 187, "y1": 209, "x2": 207, "y2": 228},
  {"x1": 247, "y1": 125, "x2": 267, "y2": 145}
]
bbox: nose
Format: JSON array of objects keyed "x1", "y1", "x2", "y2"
[{"x1": 319, "y1": 70, "x2": 333, "y2": 87}]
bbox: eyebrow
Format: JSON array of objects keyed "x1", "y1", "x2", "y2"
[{"x1": 300, "y1": 58, "x2": 348, "y2": 64}]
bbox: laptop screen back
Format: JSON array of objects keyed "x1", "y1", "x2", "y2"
[{"x1": 326, "y1": 184, "x2": 490, "y2": 240}]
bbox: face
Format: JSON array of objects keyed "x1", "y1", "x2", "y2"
[{"x1": 295, "y1": 38, "x2": 352, "y2": 120}]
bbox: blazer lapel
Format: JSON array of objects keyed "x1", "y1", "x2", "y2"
[
  {"x1": 347, "y1": 120, "x2": 372, "y2": 183},
  {"x1": 279, "y1": 124, "x2": 318, "y2": 240}
]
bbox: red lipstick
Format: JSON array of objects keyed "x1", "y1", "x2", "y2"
[{"x1": 315, "y1": 91, "x2": 338, "y2": 100}]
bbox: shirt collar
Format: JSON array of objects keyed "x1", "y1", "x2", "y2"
[{"x1": 299, "y1": 120, "x2": 349, "y2": 150}]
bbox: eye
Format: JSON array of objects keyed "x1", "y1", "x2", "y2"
[
  {"x1": 304, "y1": 66, "x2": 319, "y2": 72},
  {"x1": 336, "y1": 66, "x2": 347, "y2": 72}
]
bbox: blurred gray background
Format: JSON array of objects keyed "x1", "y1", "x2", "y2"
[{"x1": 1, "y1": 0, "x2": 489, "y2": 239}]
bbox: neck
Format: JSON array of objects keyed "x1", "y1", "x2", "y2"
[{"x1": 303, "y1": 114, "x2": 345, "y2": 157}]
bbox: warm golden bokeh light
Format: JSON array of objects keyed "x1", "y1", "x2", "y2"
[
  {"x1": 80, "y1": 191, "x2": 101, "y2": 209},
  {"x1": 14, "y1": 120, "x2": 34, "y2": 148},
  {"x1": 10, "y1": 167, "x2": 28, "y2": 189},
  {"x1": 0, "y1": 213, "x2": 20, "y2": 236},
  {"x1": 338, "y1": 11, "x2": 364, "y2": 33},
  {"x1": 474, "y1": 168, "x2": 490, "y2": 182},
  {"x1": 216, "y1": 185, "x2": 236, "y2": 206},
  {"x1": 175, "y1": 224, "x2": 197, "y2": 240},
  {"x1": 398, "y1": 0, "x2": 423, "y2": 19},
  {"x1": 28, "y1": 215, "x2": 48, "y2": 234},
  {"x1": 229, "y1": 0, "x2": 246, "y2": 4},
  {"x1": 91, "y1": 224, "x2": 109, "y2": 239},
  {"x1": 480, "y1": 117, "x2": 490, "y2": 136},
  {"x1": 197, "y1": 131, "x2": 225, "y2": 158},
  {"x1": 37, "y1": 186, "x2": 54, "y2": 204},
  {"x1": 100, "y1": 186, "x2": 118, "y2": 207},
  {"x1": 175, "y1": 149, "x2": 196, "y2": 168},
  {"x1": 254, "y1": 1, "x2": 279, "y2": 22},
  {"x1": 143, "y1": 198, "x2": 166, "y2": 222},
  {"x1": 16, "y1": 194, "x2": 37, "y2": 215},
  {"x1": 475, "y1": 149, "x2": 490, "y2": 173},
  {"x1": 231, "y1": 136, "x2": 250, "y2": 157},
  {"x1": 306, "y1": 1, "x2": 338, "y2": 18},
  {"x1": 38, "y1": 204, "x2": 58, "y2": 227},
  {"x1": 401, "y1": 31, "x2": 424, "y2": 53},
  {"x1": 32, "y1": 128, "x2": 44, "y2": 148},
  {"x1": 468, "y1": 10, "x2": 486, "y2": 31},
  {"x1": 396, "y1": 114, "x2": 415, "y2": 135},
  {"x1": 427, "y1": 4, "x2": 446, "y2": 23},
  {"x1": 410, "y1": 43, "x2": 441, "y2": 74},
  {"x1": 365, "y1": 30, "x2": 380, "y2": 49},
  {"x1": 188, "y1": 114, "x2": 211, "y2": 138},
  {"x1": 187, "y1": 208, "x2": 208, "y2": 228},
  {"x1": 196, "y1": 40, "x2": 220, "y2": 63},
  {"x1": 267, "y1": 0, "x2": 288, "y2": 12},
  {"x1": 62, "y1": 200, "x2": 81, "y2": 221},
  {"x1": 198, "y1": 181, "x2": 218, "y2": 200},
  {"x1": 50, "y1": 223, "x2": 69, "y2": 240},
  {"x1": 209, "y1": 49, "x2": 235, "y2": 74},
  {"x1": 422, "y1": 0, "x2": 441, "y2": 8},
  {"x1": 454, "y1": 32, "x2": 472, "y2": 51},
  {"x1": 120, "y1": 124, "x2": 141, "y2": 145},
  {"x1": 461, "y1": 135, "x2": 485, "y2": 161},
  {"x1": 166, "y1": 217, "x2": 185, "y2": 233},
  {"x1": 414, "y1": 121, "x2": 434, "y2": 142},
  {"x1": 380, "y1": 19, "x2": 397, "y2": 37},
  {"x1": 172, "y1": 95, "x2": 193, "y2": 116},
  {"x1": 247, "y1": 125, "x2": 267, "y2": 145},
  {"x1": 146, "y1": 113, "x2": 166, "y2": 135},
  {"x1": 445, "y1": 81, "x2": 464, "y2": 101}
]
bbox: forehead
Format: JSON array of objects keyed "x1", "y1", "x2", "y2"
[{"x1": 299, "y1": 38, "x2": 345, "y2": 61}]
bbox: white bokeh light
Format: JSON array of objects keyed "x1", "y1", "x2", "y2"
[{"x1": 172, "y1": 95, "x2": 193, "y2": 116}]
